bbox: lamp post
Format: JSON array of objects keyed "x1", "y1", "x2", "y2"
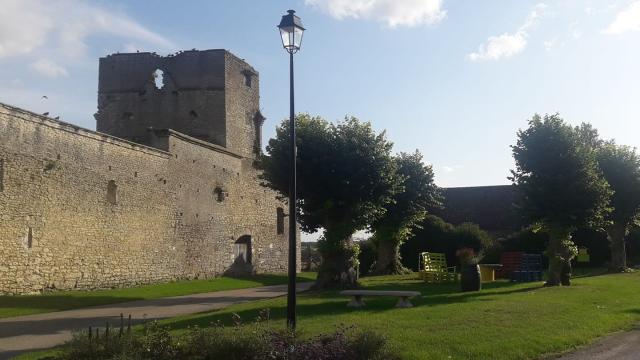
[{"x1": 278, "y1": 9, "x2": 305, "y2": 330}]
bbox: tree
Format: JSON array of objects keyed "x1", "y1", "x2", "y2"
[
  {"x1": 370, "y1": 151, "x2": 441, "y2": 275},
  {"x1": 510, "y1": 114, "x2": 611, "y2": 286},
  {"x1": 596, "y1": 142, "x2": 640, "y2": 271},
  {"x1": 259, "y1": 114, "x2": 400, "y2": 289}
]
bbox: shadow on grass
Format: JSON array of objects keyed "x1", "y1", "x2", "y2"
[
  {"x1": 162, "y1": 280, "x2": 543, "y2": 332},
  {"x1": 226, "y1": 273, "x2": 317, "y2": 286},
  {"x1": 0, "y1": 295, "x2": 144, "y2": 315},
  {"x1": 571, "y1": 267, "x2": 609, "y2": 279},
  {"x1": 0, "y1": 273, "x2": 316, "y2": 317}
]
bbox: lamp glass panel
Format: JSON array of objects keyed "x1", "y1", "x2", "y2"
[
  {"x1": 294, "y1": 27, "x2": 304, "y2": 48},
  {"x1": 280, "y1": 26, "x2": 294, "y2": 48}
]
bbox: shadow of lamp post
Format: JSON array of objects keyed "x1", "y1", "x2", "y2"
[{"x1": 278, "y1": 9, "x2": 305, "y2": 330}]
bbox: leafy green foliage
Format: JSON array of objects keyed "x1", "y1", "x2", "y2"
[
  {"x1": 596, "y1": 141, "x2": 640, "y2": 270},
  {"x1": 450, "y1": 223, "x2": 494, "y2": 254},
  {"x1": 399, "y1": 215, "x2": 494, "y2": 270},
  {"x1": 259, "y1": 114, "x2": 400, "y2": 288},
  {"x1": 356, "y1": 239, "x2": 377, "y2": 277},
  {"x1": 626, "y1": 226, "x2": 640, "y2": 265},
  {"x1": 597, "y1": 142, "x2": 640, "y2": 227},
  {"x1": 510, "y1": 114, "x2": 612, "y2": 229},
  {"x1": 370, "y1": 151, "x2": 441, "y2": 274},
  {"x1": 510, "y1": 114, "x2": 612, "y2": 284},
  {"x1": 259, "y1": 114, "x2": 399, "y2": 235},
  {"x1": 399, "y1": 215, "x2": 453, "y2": 271}
]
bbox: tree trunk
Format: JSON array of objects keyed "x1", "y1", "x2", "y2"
[
  {"x1": 370, "y1": 240, "x2": 410, "y2": 276},
  {"x1": 313, "y1": 228, "x2": 358, "y2": 290},
  {"x1": 607, "y1": 223, "x2": 628, "y2": 272},
  {"x1": 560, "y1": 258, "x2": 572, "y2": 286},
  {"x1": 545, "y1": 226, "x2": 575, "y2": 287},
  {"x1": 546, "y1": 253, "x2": 562, "y2": 286},
  {"x1": 315, "y1": 246, "x2": 358, "y2": 290}
]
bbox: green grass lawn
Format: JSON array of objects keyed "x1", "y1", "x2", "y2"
[
  {"x1": 17, "y1": 270, "x2": 640, "y2": 359},
  {"x1": 0, "y1": 272, "x2": 316, "y2": 319},
  {"x1": 150, "y1": 270, "x2": 640, "y2": 360}
]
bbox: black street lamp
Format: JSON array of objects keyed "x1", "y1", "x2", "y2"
[{"x1": 278, "y1": 9, "x2": 305, "y2": 330}]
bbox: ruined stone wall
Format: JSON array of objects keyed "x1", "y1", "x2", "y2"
[
  {"x1": 223, "y1": 52, "x2": 262, "y2": 158},
  {"x1": 152, "y1": 130, "x2": 294, "y2": 277},
  {"x1": 96, "y1": 51, "x2": 228, "y2": 146},
  {"x1": 0, "y1": 104, "x2": 184, "y2": 294},
  {"x1": 0, "y1": 104, "x2": 293, "y2": 295},
  {"x1": 95, "y1": 50, "x2": 263, "y2": 159}
]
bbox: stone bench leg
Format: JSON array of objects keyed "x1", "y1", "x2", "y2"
[
  {"x1": 395, "y1": 296, "x2": 413, "y2": 308},
  {"x1": 347, "y1": 295, "x2": 365, "y2": 307}
]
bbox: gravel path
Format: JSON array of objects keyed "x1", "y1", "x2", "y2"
[{"x1": 555, "y1": 328, "x2": 640, "y2": 360}]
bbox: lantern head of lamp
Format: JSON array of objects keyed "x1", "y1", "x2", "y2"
[{"x1": 278, "y1": 10, "x2": 305, "y2": 54}]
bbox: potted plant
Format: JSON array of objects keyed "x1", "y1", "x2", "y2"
[{"x1": 456, "y1": 247, "x2": 481, "y2": 292}]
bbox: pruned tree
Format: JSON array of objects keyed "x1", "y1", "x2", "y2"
[
  {"x1": 370, "y1": 151, "x2": 441, "y2": 275},
  {"x1": 596, "y1": 141, "x2": 640, "y2": 272},
  {"x1": 259, "y1": 114, "x2": 400, "y2": 289},
  {"x1": 510, "y1": 114, "x2": 611, "y2": 286}
]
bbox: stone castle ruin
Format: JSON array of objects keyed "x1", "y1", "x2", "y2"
[{"x1": 0, "y1": 49, "x2": 297, "y2": 295}]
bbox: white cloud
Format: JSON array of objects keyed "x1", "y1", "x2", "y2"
[
  {"x1": 30, "y1": 59, "x2": 69, "y2": 78},
  {"x1": 604, "y1": 1, "x2": 640, "y2": 34},
  {"x1": 305, "y1": 0, "x2": 446, "y2": 27},
  {"x1": 441, "y1": 165, "x2": 460, "y2": 173},
  {"x1": 469, "y1": 3, "x2": 547, "y2": 62},
  {"x1": 0, "y1": 0, "x2": 174, "y2": 61},
  {"x1": 469, "y1": 33, "x2": 527, "y2": 62}
]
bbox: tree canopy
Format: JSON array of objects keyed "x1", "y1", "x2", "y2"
[
  {"x1": 259, "y1": 114, "x2": 400, "y2": 288},
  {"x1": 370, "y1": 151, "x2": 441, "y2": 274},
  {"x1": 597, "y1": 142, "x2": 640, "y2": 227},
  {"x1": 511, "y1": 114, "x2": 611, "y2": 230}
]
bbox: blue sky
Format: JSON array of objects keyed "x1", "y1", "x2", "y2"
[{"x1": 1, "y1": 0, "x2": 640, "y2": 188}]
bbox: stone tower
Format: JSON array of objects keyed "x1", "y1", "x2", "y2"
[{"x1": 95, "y1": 49, "x2": 265, "y2": 158}]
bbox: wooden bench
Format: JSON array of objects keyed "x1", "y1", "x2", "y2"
[{"x1": 339, "y1": 290, "x2": 421, "y2": 308}]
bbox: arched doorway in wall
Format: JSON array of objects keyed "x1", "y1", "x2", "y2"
[
  {"x1": 234, "y1": 235, "x2": 252, "y2": 265},
  {"x1": 226, "y1": 235, "x2": 254, "y2": 276}
]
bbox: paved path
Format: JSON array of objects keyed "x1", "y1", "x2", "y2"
[
  {"x1": 556, "y1": 328, "x2": 640, "y2": 360},
  {"x1": 0, "y1": 282, "x2": 313, "y2": 359}
]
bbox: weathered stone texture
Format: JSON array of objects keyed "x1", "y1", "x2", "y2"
[{"x1": 0, "y1": 50, "x2": 298, "y2": 295}]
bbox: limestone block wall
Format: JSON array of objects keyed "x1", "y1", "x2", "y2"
[
  {"x1": 151, "y1": 129, "x2": 296, "y2": 277},
  {"x1": 0, "y1": 103, "x2": 294, "y2": 295}
]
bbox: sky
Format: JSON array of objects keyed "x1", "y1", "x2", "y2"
[{"x1": 1, "y1": 0, "x2": 640, "y2": 190}]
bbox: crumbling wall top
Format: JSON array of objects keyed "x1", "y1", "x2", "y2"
[{"x1": 99, "y1": 49, "x2": 256, "y2": 93}]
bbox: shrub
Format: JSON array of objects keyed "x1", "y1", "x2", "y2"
[
  {"x1": 400, "y1": 215, "x2": 453, "y2": 271},
  {"x1": 501, "y1": 227, "x2": 549, "y2": 254},
  {"x1": 571, "y1": 227, "x2": 609, "y2": 267},
  {"x1": 626, "y1": 227, "x2": 640, "y2": 266},
  {"x1": 357, "y1": 239, "x2": 377, "y2": 277},
  {"x1": 55, "y1": 316, "x2": 397, "y2": 360},
  {"x1": 450, "y1": 223, "x2": 493, "y2": 254},
  {"x1": 400, "y1": 215, "x2": 495, "y2": 270}
]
